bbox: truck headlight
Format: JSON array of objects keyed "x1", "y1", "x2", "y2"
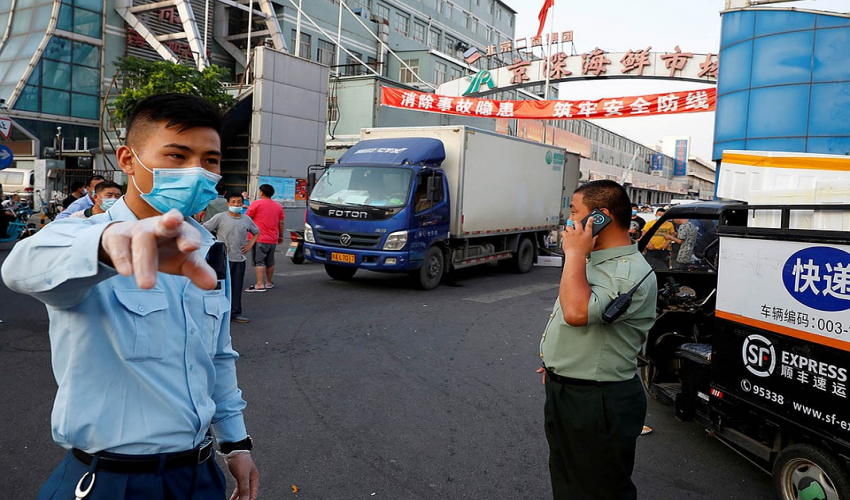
[
  {"x1": 304, "y1": 223, "x2": 315, "y2": 243},
  {"x1": 383, "y1": 230, "x2": 408, "y2": 251}
]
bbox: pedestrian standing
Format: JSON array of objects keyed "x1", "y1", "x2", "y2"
[
  {"x1": 537, "y1": 180, "x2": 657, "y2": 500},
  {"x1": 67, "y1": 181, "x2": 122, "y2": 219},
  {"x1": 1, "y1": 93, "x2": 259, "y2": 500},
  {"x1": 204, "y1": 192, "x2": 260, "y2": 323},
  {"x1": 245, "y1": 183, "x2": 284, "y2": 292},
  {"x1": 62, "y1": 181, "x2": 85, "y2": 209},
  {"x1": 200, "y1": 181, "x2": 228, "y2": 222},
  {"x1": 666, "y1": 218, "x2": 699, "y2": 269},
  {"x1": 641, "y1": 207, "x2": 675, "y2": 270}
]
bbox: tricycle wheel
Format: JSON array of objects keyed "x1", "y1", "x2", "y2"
[
  {"x1": 290, "y1": 254, "x2": 305, "y2": 264},
  {"x1": 325, "y1": 264, "x2": 357, "y2": 280},
  {"x1": 773, "y1": 444, "x2": 850, "y2": 500}
]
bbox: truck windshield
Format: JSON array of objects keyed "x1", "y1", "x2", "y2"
[{"x1": 310, "y1": 166, "x2": 412, "y2": 208}]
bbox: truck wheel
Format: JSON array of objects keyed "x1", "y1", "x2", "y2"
[
  {"x1": 773, "y1": 444, "x2": 850, "y2": 500},
  {"x1": 325, "y1": 264, "x2": 357, "y2": 281},
  {"x1": 416, "y1": 246, "x2": 444, "y2": 290},
  {"x1": 511, "y1": 237, "x2": 535, "y2": 274}
]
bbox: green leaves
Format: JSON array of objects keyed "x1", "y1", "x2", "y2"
[{"x1": 113, "y1": 57, "x2": 235, "y2": 122}]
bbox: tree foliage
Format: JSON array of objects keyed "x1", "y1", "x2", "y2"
[{"x1": 113, "y1": 57, "x2": 234, "y2": 122}]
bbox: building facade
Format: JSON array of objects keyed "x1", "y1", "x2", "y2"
[{"x1": 0, "y1": 0, "x2": 691, "y2": 205}]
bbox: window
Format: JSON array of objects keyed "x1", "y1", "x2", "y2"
[
  {"x1": 428, "y1": 28, "x2": 440, "y2": 51},
  {"x1": 327, "y1": 95, "x2": 338, "y2": 122},
  {"x1": 449, "y1": 67, "x2": 461, "y2": 80},
  {"x1": 376, "y1": 3, "x2": 390, "y2": 22},
  {"x1": 434, "y1": 61, "x2": 447, "y2": 85},
  {"x1": 317, "y1": 39, "x2": 334, "y2": 66},
  {"x1": 444, "y1": 35, "x2": 455, "y2": 55},
  {"x1": 18, "y1": 37, "x2": 102, "y2": 119},
  {"x1": 445, "y1": 2, "x2": 453, "y2": 20},
  {"x1": 413, "y1": 22, "x2": 426, "y2": 44},
  {"x1": 393, "y1": 12, "x2": 409, "y2": 36},
  {"x1": 57, "y1": 0, "x2": 102, "y2": 38},
  {"x1": 290, "y1": 30, "x2": 311, "y2": 59},
  {"x1": 399, "y1": 58, "x2": 419, "y2": 84},
  {"x1": 496, "y1": 7, "x2": 501, "y2": 20},
  {"x1": 344, "y1": 51, "x2": 363, "y2": 75}
]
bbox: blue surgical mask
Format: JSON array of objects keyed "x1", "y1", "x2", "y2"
[
  {"x1": 130, "y1": 149, "x2": 221, "y2": 217},
  {"x1": 632, "y1": 210, "x2": 637, "y2": 216},
  {"x1": 228, "y1": 206, "x2": 243, "y2": 214},
  {"x1": 100, "y1": 198, "x2": 118, "y2": 211}
]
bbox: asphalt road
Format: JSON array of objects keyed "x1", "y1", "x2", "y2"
[{"x1": 0, "y1": 242, "x2": 774, "y2": 499}]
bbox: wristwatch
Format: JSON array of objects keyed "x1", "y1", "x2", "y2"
[{"x1": 219, "y1": 435, "x2": 253, "y2": 454}]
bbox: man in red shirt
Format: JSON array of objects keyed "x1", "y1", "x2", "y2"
[{"x1": 245, "y1": 184, "x2": 284, "y2": 291}]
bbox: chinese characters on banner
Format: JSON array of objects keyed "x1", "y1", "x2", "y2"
[{"x1": 381, "y1": 86, "x2": 716, "y2": 121}]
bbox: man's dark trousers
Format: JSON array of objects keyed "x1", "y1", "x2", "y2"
[
  {"x1": 544, "y1": 375, "x2": 646, "y2": 500},
  {"x1": 230, "y1": 261, "x2": 246, "y2": 315},
  {"x1": 38, "y1": 450, "x2": 226, "y2": 499}
]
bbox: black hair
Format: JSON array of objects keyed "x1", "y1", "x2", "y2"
[
  {"x1": 656, "y1": 207, "x2": 666, "y2": 214},
  {"x1": 125, "y1": 93, "x2": 222, "y2": 146},
  {"x1": 259, "y1": 184, "x2": 274, "y2": 197},
  {"x1": 215, "y1": 180, "x2": 227, "y2": 196},
  {"x1": 226, "y1": 192, "x2": 243, "y2": 202},
  {"x1": 573, "y1": 180, "x2": 632, "y2": 230},
  {"x1": 94, "y1": 180, "x2": 122, "y2": 194},
  {"x1": 70, "y1": 181, "x2": 85, "y2": 191},
  {"x1": 86, "y1": 175, "x2": 105, "y2": 188}
]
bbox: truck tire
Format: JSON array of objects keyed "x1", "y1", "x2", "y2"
[
  {"x1": 325, "y1": 264, "x2": 357, "y2": 281},
  {"x1": 416, "y1": 246, "x2": 444, "y2": 290},
  {"x1": 773, "y1": 444, "x2": 850, "y2": 500},
  {"x1": 511, "y1": 237, "x2": 535, "y2": 274}
]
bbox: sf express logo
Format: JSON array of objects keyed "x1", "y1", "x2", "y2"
[{"x1": 742, "y1": 334, "x2": 776, "y2": 378}]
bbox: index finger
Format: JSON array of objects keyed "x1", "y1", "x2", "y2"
[{"x1": 153, "y1": 209, "x2": 185, "y2": 241}]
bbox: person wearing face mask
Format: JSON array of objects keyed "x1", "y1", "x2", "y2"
[
  {"x1": 628, "y1": 203, "x2": 645, "y2": 241},
  {"x1": 67, "y1": 181, "x2": 123, "y2": 219},
  {"x1": 56, "y1": 174, "x2": 106, "y2": 220},
  {"x1": 536, "y1": 180, "x2": 657, "y2": 500},
  {"x1": 203, "y1": 193, "x2": 260, "y2": 323},
  {"x1": 1, "y1": 94, "x2": 259, "y2": 500}
]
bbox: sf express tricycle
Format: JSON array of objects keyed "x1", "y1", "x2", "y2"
[{"x1": 639, "y1": 201, "x2": 850, "y2": 500}]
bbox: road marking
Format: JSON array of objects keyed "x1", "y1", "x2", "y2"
[
  {"x1": 274, "y1": 269, "x2": 326, "y2": 277},
  {"x1": 463, "y1": 283, "x2": 559, "y2": 304}
]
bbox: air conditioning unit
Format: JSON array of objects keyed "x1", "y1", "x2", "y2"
[
  {"x1": 116, "y1": 127, "x2": 126, "y2": 139},
  {"x1": 370, "y1": 14, "x2": 387, "y2": 23},
  {"x1": 353, "y1": 7, "x2": 368, "y2": 18}
]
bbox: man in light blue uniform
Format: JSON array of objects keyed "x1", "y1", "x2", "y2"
[
  {"x1": 55, "y1": 174, "x2": 105, "y2": 220},
  {"x1": 2, "y1": 94, "x2": 259, "y2": 499}
]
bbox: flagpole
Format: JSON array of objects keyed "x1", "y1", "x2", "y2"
[{"x1": 542, "y1": 0, "x2": 555, "y2": 144}]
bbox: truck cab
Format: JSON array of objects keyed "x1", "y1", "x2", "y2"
[{"x1": 304, "y1": 138, "x2": 451, "y2": 288}]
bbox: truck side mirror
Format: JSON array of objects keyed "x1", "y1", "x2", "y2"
[
  {"x1": 307, "y1": 172, "x2": 317, "y2": 197},
  {"x1": 426, "y1": 175, "x2": 436, "y2": 201}
]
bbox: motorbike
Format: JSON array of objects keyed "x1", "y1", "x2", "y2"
[
  {"x1": 0, "y1": 207, "x2": 37, "y2": 244},
  {"x1": 285, "y1": 229, "x2": 305, "y2": 264}
]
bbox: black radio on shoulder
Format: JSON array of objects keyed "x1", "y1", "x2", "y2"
[{"x1": 602, "y1": 270, "x2": 654, "y2": 324}]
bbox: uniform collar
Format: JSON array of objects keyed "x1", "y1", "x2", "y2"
[{"x1": 589, "y1": 243, "x2": 639, "y2": 266}]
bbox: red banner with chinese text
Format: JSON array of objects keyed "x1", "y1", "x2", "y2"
[{"x1": 380, "y1": 86, "x2": 716, "y2": 120}]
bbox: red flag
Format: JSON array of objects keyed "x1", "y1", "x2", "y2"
[{"x1": 537, "y1": 0, "x2": 555, "y2": 38}]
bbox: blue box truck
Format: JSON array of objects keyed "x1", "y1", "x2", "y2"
[{"x1": 303, "y1": 126, "x2": 578, "y2": 289}]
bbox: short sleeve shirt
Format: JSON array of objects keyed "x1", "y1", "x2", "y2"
[
  {"x1": 245, "y1": 198, "x2": 284, "y2": 244},
  {"x1": 203, "y1": 213, "x2": 260, "y2": 263},
  {"x1": 540, "y1": 244, "x2": 657, "y2": 382},
  {"x1": 675, "y1": 222, "x2": 698, "y2": 264}
]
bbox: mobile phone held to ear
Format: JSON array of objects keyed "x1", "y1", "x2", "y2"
[{"x1": 580, "y1": 209, "x2": 613, "y2": 237}]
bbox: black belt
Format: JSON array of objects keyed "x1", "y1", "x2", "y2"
[
  {"x1": 72, "y1": 438, "x2": 214, "y2": 474},
  {"x1": 544, "y1": 368, "x2": 622, "y2": 387}
]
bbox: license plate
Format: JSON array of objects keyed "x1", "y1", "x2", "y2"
[{"x1": 331, "y1": 252, "x2": 355, "y2": 264}]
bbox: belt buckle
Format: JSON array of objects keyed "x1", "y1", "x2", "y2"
[{"x1": 197, "y1": 437, "x2": 213, "y2": 464}]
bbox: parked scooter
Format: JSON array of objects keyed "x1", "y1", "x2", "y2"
[
  {"x1": 0, "y1": 207, "x2": 36, "y2": 244},
  {"x1": 286, "y1": 229, "x2": 305, "y2": 264}
]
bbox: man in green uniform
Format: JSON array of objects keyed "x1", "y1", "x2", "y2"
[{"x1": 537, "y1": 180, "x2": 657, "y2": 500}]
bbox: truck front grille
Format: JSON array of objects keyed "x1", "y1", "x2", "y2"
[{"x1": 315, "y1": 229, "x2": 383, "y2": 249}]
